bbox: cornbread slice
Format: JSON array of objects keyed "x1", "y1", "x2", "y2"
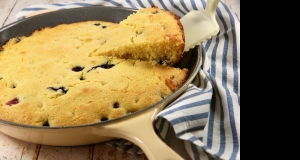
[{"x1": 117, "y1": 7, "x2": 185, "y2": 66}]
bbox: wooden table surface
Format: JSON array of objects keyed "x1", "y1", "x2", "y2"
[{"x1": 0, "y1": 0, "x2": 240, "y2": 159}]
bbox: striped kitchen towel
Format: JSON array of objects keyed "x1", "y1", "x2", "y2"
[{"x1": 16, "y1": 1, "x2": 240, "y2": 160}]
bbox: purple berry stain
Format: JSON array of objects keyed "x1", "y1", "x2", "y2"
[{"x1": 6, "y1": 98, "x2": 19, "y2": 106}]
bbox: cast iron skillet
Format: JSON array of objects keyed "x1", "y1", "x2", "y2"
[{"x1": 0, "y1": 6, "x2": 201, "y2": 160}]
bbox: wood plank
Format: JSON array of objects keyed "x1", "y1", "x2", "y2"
[
  {"x1": 223, "y1": 0, "x2": 240, "y2": 18},
  {"x1": 93, "y1": 143, "x2": 147, "y2": 160},
  {"x1": 3, "y1": 0, "x2": 49, "y2": 26},
  {"x1": 0, "y1": 0, "x2": 17, "y2": 27},
  {"x1": 37, "y1": 145, "x2": 94, "y2": 160},
  {"x1": 48, "y1": 0, "x2": 88, "y2": 3},
  {"x1": 231, "y1": 0, "x2": 240, "y2": 18},
  {"x1": 0, "y1": 132, "x2": 38, "y2": 159},
  {"x1": 20, "y1": 144, "x2": 41, "y2": 160}
]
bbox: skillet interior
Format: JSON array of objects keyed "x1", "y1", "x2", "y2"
[{"x1": 0, "y1": 6, "x2": 201, "y2": 129}]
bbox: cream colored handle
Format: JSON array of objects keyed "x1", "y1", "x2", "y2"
[
  {"x1": 93, "y1": 107, "x2": 184, "y2": 160},
  {"x1": 204, "y1": 0, "x2": 219, "y2": 18}
]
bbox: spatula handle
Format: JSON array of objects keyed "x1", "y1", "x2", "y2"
[{"x1": 205, "y1": 0, "x2": 219, "y2": 18}]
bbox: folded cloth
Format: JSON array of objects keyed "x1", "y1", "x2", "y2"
[{"x1": 16, "y1": 1, "x2": 240, "y2": 160}]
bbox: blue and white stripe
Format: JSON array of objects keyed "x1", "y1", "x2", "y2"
[{"x1": 16, "y1": 1, "x2": 240, "y2": 159}]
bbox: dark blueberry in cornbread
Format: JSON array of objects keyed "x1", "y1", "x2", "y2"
[
  {"x1": 113, "y1": 102, "x2": 120, "y2": 108},
  {"x1": 87, "y1": 62, "x2": 115, "y2": 72},
  {"x1": 47, "y1": 87, "x2": 68, "y2": 94},
  {"x1": 72, "y1": 66, "x2": 84, "y2": 72}
]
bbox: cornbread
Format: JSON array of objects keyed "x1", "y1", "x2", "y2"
[
  {"x1": 0, "y1": 7, "x2": 187, "y2": 127},
  {"x1": 92, "y1": 6, "x2": 185, "y2": 66}
]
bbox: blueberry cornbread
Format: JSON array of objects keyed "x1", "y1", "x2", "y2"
[{"x1": 0, "y1": 7, "x2": 187, "y2": 127}]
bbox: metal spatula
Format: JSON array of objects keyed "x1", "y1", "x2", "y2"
[{"x1": 180, "y1": 0, "x2": 220, "y2": 52}]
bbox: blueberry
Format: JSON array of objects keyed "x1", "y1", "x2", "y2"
[
  {"x1": 47, "y1": 87, "x2": 68, "y2": 94},
  {"x1": 80, "y1": 76, "x2": 85, "y2": 81},
  {"x1": 113, "y1": 102, "x2": 120, "y2": 108},
  {"x1": 87, "y1": 62, "x2": 115, "y2": 72},
  {"x1": 100, "y1": 62, "x2": 114, "y2": 69},
  {"x1": 72, "y1": 66, "x2": 84, "y2": 72},
  {"x1": 158, "y1": 56, "x2": 170, "y2": 65},
  {"x1": 101, "y1": 118, "x2": 109, "y2": 121}
]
